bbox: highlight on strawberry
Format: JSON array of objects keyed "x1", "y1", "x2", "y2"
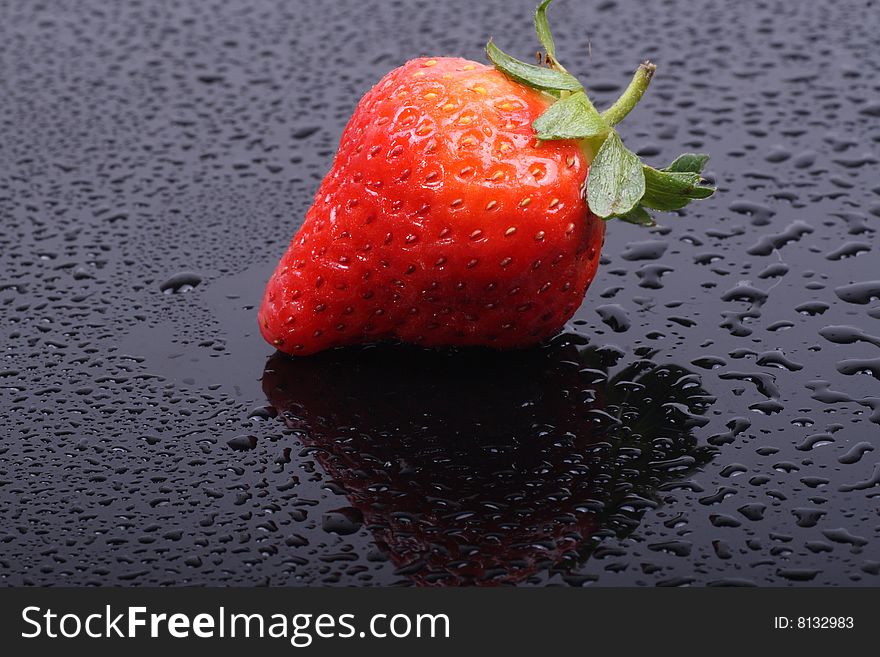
[{"x1": 259, "y1": 0, "x2": 715, "y2": 356}]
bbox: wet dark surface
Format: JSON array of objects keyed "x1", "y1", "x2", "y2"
[{"x1": 1, "y1": 0, "x2": 878, "y2": 586}]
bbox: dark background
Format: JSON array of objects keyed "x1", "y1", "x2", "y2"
[{"x1": 0, "y1": 0, "x2": 878, "y2": 586}]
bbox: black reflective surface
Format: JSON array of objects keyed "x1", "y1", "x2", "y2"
[
  {"x1": 1, "y1": 0, "x2": 878, "y2": 585},
  {"x1": 263, "y1": 338, "x2": 715, "y2": 585}
]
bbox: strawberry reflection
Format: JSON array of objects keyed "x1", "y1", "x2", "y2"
[{"x1": 262, "y1": 333, "x2": 715, "y2": 586}]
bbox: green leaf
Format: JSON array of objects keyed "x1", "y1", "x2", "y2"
[
  {"x1": 532, "y1": 91, "x2": 610, "y2": 140},
  {"x1": 484, "y1": 5, "x2": 716, "y2": 229},
  {"x1": 613, "y1": 205, "x2": 656, "y2": 227},
  {"x1": 641, "y1": 165, "x2": 715, "y2": 211},
  {"x1": 664, "y1": 153, "x2": 710, "y2": 174},
  {"x1": 486, "y1": 40, "x2": 581, "y2": 92},
  {"x1": 534, "y1": 0, "x2": 556, "y2": 60},
  {"x1": 586, "y1": 131, "x2": 646, "y2": 218}
]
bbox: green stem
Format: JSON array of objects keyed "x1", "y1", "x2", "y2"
[
  {"x1": 548, "y1": 54, "x2": 569, "y2": 76},
  {"x1": 601, "y1": 61, "x2": 656, "y2": 127}
]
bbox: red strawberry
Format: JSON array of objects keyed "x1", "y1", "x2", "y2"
[
  {"x1": 260, "y1": 58, "x2": 599, "y2": 354},
  {"x1": 260, "y1": 1, "x2": 714, "y2": 356}
]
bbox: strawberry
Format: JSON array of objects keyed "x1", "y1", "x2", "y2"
[
  {"x1": 261, "y1": 336, "x2": 714, "y2": 585},
  {"x1": 260, "y1": 1, "x2": 714, "y2": 355}
]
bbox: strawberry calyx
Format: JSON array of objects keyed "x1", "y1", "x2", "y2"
[{"x1": 487, "y1": 0, "x2": 715, "y2": 227}]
